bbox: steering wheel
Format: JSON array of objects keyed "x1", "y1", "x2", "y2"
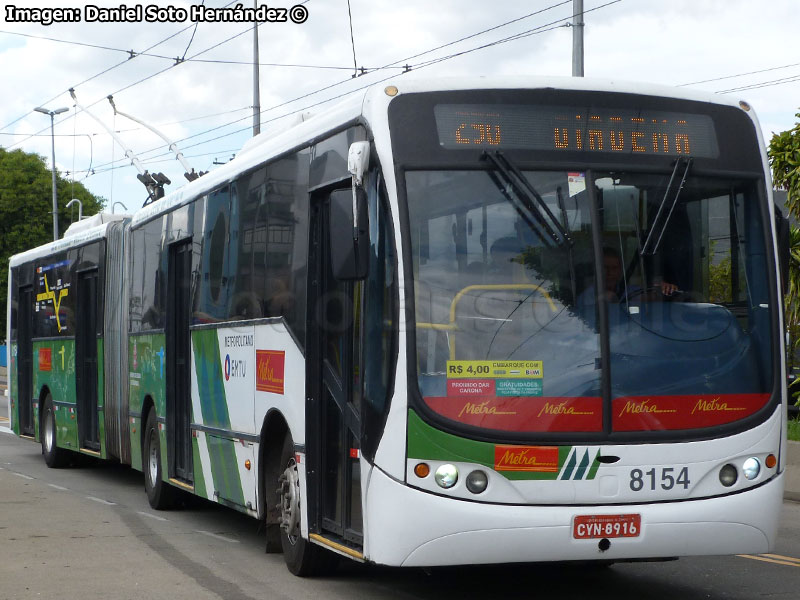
[{"x1": 622, "y1": 286, "x2": 684, "y2": 303}]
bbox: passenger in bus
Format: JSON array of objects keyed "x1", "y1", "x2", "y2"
[{"x1": 577, "y1": 247, "x2": 678, "y2": 323}]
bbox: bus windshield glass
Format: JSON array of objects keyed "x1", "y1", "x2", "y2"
[{"x1": 405, "y1": 168, "x2": 774, "y2": 436}]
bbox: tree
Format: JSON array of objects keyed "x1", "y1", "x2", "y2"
[
  {"x1": 769, "y1": 112, "x2": 800, "y2": 401},
  {"x1": 0, "y1": 147, "x2": 105, "y2": 340}
]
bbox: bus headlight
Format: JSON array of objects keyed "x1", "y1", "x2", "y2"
[
  {"x1": 434, "y1": 464, "x2": 459, "y2": 489},
  {"x1": 742, "y1": 457, "x2": 761, "y2": 480},
  {"x1": 719, "y1": 464, "x2": 738, "y2": 487},
  {"x1": 465, "y1": 470, "x2": 488, "y2": 494}
]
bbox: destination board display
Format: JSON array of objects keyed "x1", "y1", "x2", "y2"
[{"x1": 434, "y1": 104, "x2": 719, "y2": 158}]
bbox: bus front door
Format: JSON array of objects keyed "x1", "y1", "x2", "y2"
[
  {"x1": 166, "y1": 240, "x2": 193, "y2": 483},
  {"x1": 18, "y1": 285, "x2": 35, "y2": 437},
  {"x1": 307, "y1": 194, "x2": 364, "y2": 552},
  {"x1": 76, "y1": 269, "x2": 100, "y2": 451}
]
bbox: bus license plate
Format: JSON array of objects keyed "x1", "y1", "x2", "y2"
[{"x1": 573, "y1": 514, "x2": 641, "y2": 539}]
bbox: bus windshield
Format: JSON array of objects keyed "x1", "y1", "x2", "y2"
[{"x1": 405, "y1": 168, "x2": 774, "y2": 435}]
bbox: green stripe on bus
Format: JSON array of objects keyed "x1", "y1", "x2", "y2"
[
  {"x1": 561, "y1": 450, "x2": 577, "y2": 480},
  {"x1": 574, "y1": 450, "x2": 590, "y2": 480},
  {"x1": 408, "y1": 410, "x2": 588, "y2": 481},
  {"x1": 587, "y1": 453, "x2": 601, "y2": 480},
  {"x1": 192, "y1": 329, "x2": 243, "y2": 505}
]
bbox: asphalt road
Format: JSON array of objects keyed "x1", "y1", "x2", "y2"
[{"x1": 1, "y1": 429, "x2": 799, "y2": 600}]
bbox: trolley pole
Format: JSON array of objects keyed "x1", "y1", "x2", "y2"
[
  {"x1": 572, "y1": 0, "x2": 584, "y2": 77},
  {"x1": 252, "y1": 0, "x2": 261, "y2": 136}
]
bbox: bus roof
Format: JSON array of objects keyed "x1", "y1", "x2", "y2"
[
  {"x1": 9, "y1": 215, "x2": 129, "y2": 268},
  {"x1": 129, "y1": 76, "x2": 754, "y2": 227}
]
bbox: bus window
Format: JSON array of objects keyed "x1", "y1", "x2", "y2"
[
  {"x1": 263, "y1": 151, "x2": 310, "y2": 345},
  {"x1": 232, "y1": 167, "x2": 268, "y2": 320},
  {"x1": 198, "y1": 185, "x2": 231, "y2": 322},
  {"x1": 137, "y1": 217, "x2": 166, "y2": 331},
  {"x1": 596, "y1": 174, "x2": 773, "y2": 429}
]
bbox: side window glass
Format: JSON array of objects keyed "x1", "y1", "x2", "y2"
[
  {"x1": 361, "y1": 172, "x2": 397, "y2": 458},
  {"x1": 139, "y1": 217, "x2": 166, "y2": 330},
  {"x1": 198, "y1": 185, "x2": 231, "y2": 322},
  {"x1": 265, "y1": 150, "x2": 310, "y2": 344},
  {"x1": 231, "y1": 167, "x2": 268, "y2": 320},
  {"x1": 34, "y1": 251, "x2": 74, "y2": 337}
]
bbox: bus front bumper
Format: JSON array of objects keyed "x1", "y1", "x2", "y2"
[{"x1": 363, "y1": 467, "x2": 784, "y2": 567}]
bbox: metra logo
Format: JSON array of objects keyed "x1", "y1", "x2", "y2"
[
  {"x1": 458, "y1": 400, "x2": 515, "y2": 418},
  {"x1": 494, "y1": 445, "x2": 559, "y2": 473},
  {"x1": 224, "y1": 354, "x2": 246, "y2": 381},
  {"x1": 617, "y1": 399, "x2": 677, "y2": 419},
  {"x1": 691, "y1": 397, "x2": 746, "y2": 415},
  {"x1": 256, "y1": 350, "x2": 285, "y2": 394},
  {"x1": 537, "y1": 401, "x2": 594, "y2": 418}
]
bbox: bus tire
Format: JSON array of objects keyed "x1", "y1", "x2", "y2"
[
  {"x1": 143, "y1": 410, "x2": 176, "y2": 510},
  {"x1": 41, "y1": 394, "x2": 68, "y2": 468},
  {"x1": 277, "y1": 433, "x2": 338, "y2": 576}
]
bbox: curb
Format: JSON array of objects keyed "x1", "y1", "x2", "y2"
[{"x1": 784, "y1": 440, "x2": 800, "y2": 501}]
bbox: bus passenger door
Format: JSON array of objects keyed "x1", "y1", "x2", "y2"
[
  {"x1": 307, "y1": 194, "x2": 364, "y2": 551},
  {"x1": 76, "y1": 269, "x2": 100, "y2": 450},
  {"x1": 18, "y1": 285, "x2": 34, "y2": 437},
  {"x1": 167, "y1": 240, "x2": 193, "y2": 483}
]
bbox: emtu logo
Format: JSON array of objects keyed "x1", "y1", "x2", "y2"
[{"x1": 223, "y1": 354, "x2": 246, "y2": 380}]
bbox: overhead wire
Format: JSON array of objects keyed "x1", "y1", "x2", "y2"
[
  {"x1": 0, "y1": 19, "x2": 205, "y2": 134},
  {"x1": 716, "y1": 73, "x2": 800, "y2": 94},
  {"x1": 346, "y1": 0, "x2": 358, "y2": 77},
  {"x1": 411, "y1": 0, "x2": 621, "y2": 71},
  {"x1": 84, "y1": 0, "x2": 589, "y2": 172},
  {"x1": 181, "y1": 0, "x2": 204, "y2": 60},
  {"x1": 0, "y1": 28, "x2": 364, "y2": 71},
  {"x1": 54, "y1": 0, "x2": 621, "y2": 181},
  {"x1": 679, "y1": 61, "x2": 800, "y2": 87},
  {"x1": 0, "y1": 0, "x2": 246, "y2": 142}
]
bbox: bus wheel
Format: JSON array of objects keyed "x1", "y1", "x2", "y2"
[
  {"x1": 276, "y1": 434, "x2": 337, "y2": 576},
  {"x1": 41, "y1": 394, "x2": 68, "y2": 468},
  {"x1": 143, "y1": 410, "x2": 176, "y2": 510}
]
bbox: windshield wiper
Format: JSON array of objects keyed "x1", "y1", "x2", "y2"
[
  {"x1": 641, "y1": 156, "x2": 693, "y2": 255},
  {"x1": 482, "y1": 151, "x2": 573, "y2": 247}
]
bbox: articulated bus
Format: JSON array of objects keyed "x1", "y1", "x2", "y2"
[{"x1": 7, "y1": 77, "x2": 789, "y2": 575}]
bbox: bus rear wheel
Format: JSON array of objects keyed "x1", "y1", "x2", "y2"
[
  {"x1": 276, "y1": 433, "x2": 337, "y2": 576},
  {"x1": 41, "y1": 394, "x2": 68, "y2": 468},
  {"x1": 143, "y1": 410, "x2": 176, "y2": 510}
]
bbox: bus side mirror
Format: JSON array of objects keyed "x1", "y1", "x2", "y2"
[
  {"x1": 329, "y1": 188, "x2": 369, "y2": 280},
  {"x1": 775, "y1": 205, "x2": 790, "y2": 295}
]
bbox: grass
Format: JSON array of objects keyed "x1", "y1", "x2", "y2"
[{"x1": 789, "y1": 417, "x2": 800, "y2": 442}]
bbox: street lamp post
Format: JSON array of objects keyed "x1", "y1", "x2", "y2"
[{"x1": 34, "y1": 105, "x2": 69, "y2": 241}]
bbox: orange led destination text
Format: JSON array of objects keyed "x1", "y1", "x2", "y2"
[{"x1": 554, "y1": 115, "x2": 690, "y2": 154}]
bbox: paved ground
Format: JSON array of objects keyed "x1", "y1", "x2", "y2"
[{"x1": 1, "y1": 430, "x2": 800, "y2": 600}]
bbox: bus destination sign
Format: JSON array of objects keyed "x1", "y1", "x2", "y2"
[{"x1": 434, "y1": 104, "x2": 719, "y2": 158}]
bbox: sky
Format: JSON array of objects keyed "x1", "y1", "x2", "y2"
[{"x1": 1, "y1": 0, "x2": 798, "y2": 218}]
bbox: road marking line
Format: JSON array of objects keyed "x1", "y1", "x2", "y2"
[
  {"x1": 737, "y1": 554, "x2": 800, "y2": 567},
  {"x1": 48, "y1": 484, "x2": 68, "y2": 491},
  {"x1": 86, "y1": 496, "x2": 116, "y2": 506},
  {"x1": 13, "y1": 472, "x2": 33, "y2": 480},
  {"x1": 762, "y1": 553, "x2": 800, "y2": 564},
  {"x1": 137, "y1": 511, "x2": 168, "y2": 522},
  {"x1": 196, "y1": 530, "x2": 239, "y2": 543}
]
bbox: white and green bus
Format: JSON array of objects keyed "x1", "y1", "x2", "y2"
[{"x1": 7, "y1": 77, "x2": 789, "y2": 575}]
